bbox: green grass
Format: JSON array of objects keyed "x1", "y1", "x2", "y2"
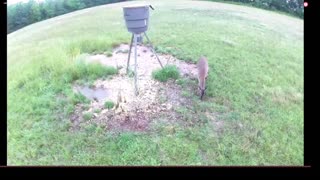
[
  {"x1": 94, "y1": 109, "x2": 102, "y2": 114},
  {"x1": 181, "y1": 90, "x2": 192, "y2": 98},
  {"x1": 8, "y1": 0, "x2": 303, "y2": 165},
  {"x1": 104, "y1": 51, "x2": 113, "y2": 57},
  {"x1": 152, "y1": 65, "x2": 180, "y2": 82},
  {"x1": 127, "y1": 69, "x2": 135, "y2": 78},
  {"x1": 104, "y1": 101, "x2": 115, "y2": 109},
  {"x1": 73, "y1": 59, "x2": 118, "y2": 82},
  {"x1": 83, "y1": 112, "x2": 93, "y2": 121}
]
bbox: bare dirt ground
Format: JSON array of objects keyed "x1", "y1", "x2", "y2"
[{"x1": 70, "y1": 44, "x2": 216, "y2": 133}]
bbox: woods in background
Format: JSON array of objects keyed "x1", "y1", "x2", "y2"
[
  {"x1": 209, "y1": 0, "x2": 304, "y2": 18},
  {"x1": 7, "y1": 0, "x2": 303, "y2": 34},
  {"x1": 7, "y1": 0, "x2": 127, "y2": 33}
]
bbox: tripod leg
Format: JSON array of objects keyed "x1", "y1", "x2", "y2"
[
  {"x1": 126, "y1": 34, "x2": 134, "y2": 74},
  {"x1": 144, "y1": 32, "x2": 164, "y2": 68},
  {"x1": 134, "y1": 34, "x2": 139, "y2": 96}
]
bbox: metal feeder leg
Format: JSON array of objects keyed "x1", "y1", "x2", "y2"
[
  {"x1": 143, "y1": 32, "x2": 164, "y2": 68},
  {"x1": 134, "y1": 34, "x2": 139, "y2": 96},
  {"x1": 126, "y1": 34, "x2": 134, "y2": 74}
]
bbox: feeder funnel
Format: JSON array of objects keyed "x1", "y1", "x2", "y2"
[{"x1": 123, "y1": 4, "x2": 152, "y2": 34}]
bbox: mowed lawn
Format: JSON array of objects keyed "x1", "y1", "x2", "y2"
[{"x1": 7, "y1": 0, "x2": 303, "y2": 165}]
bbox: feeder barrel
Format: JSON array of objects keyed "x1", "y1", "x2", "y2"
[{"x1": 123, "y1": 5, "x2": 151, "y2": 34}]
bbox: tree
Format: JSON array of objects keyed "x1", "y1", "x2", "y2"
[
  {"x1": 39, "y1": 2, "x2": 48, "y2": 20},
  {"x1": 54, "y1": 0, "x2": 67, "y2": 16},
  {"x1": 64, "y1": 0, "x2": 82, "y2": 11},
  {"x1": 30, "y1": 0, "x2": 41, "y2": 23},
  {"x1": 14, "y1": 2, "x2": 29, "y2": 29},
  {"x1": 7, "y1": 5, "x2": 17, "y2": 33},
  {"x1": 44, "y1": 0, "x2": 55, "y2": 18}
]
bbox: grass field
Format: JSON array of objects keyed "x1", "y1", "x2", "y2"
[{"x1": 7, "y1": 0, "x2": 303, "y2": 165}]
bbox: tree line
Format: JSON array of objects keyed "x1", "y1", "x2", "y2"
[
  {"x1": 7, "y1": 0, "x2": 127, "y2": 34},
  {"x1": 207, "y1": 0, "x2": 304, "y2": 18},
  {"x1": 7, "y1": 0, "x2": 303, "y2": 34}
]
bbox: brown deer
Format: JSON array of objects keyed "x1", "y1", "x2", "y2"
[{"x1": 197, "y1": 56, "x2": 208, "y2": 100}]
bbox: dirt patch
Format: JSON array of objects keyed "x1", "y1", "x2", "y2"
[
  {"x1": 70, "y1": 44, "x2": 200, "y2": 133},
  {"x1": 70, "y1": 104, "x2": 85, "y2": 132}
]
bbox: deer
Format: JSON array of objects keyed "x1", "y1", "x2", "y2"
[{"x1": 197, "y1": 56, "x2": 209, "y2": 100}]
